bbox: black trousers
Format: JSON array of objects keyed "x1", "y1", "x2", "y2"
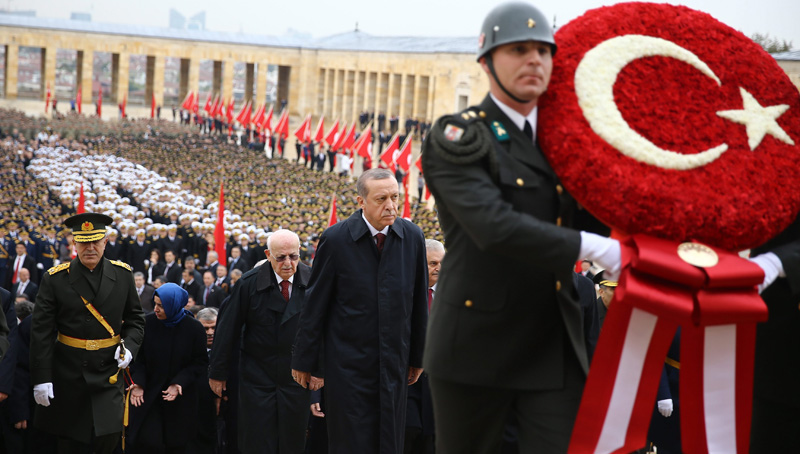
[
  {"x1": 57, "y1": 432, "x2": 118, "y2": 454},
  {"x1": 429, "y1": 349, "x2": 584, "y2": 454}
]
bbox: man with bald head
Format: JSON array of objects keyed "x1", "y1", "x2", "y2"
[{"x1": 209, "y1": 229, "x2": 317, "y2": 454}]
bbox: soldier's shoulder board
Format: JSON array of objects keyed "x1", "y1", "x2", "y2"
[
  {"x1": 48, "y1": 263, "x2": 70, "y2": 275},
  {"x1": 110, "y1": 260, "x2": 132, "y2": 272}
]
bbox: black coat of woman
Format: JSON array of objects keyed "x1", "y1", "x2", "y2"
[{"x1": 127, "y1": 283, "x2": 208, "y2": 452}]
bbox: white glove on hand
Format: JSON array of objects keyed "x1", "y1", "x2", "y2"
[
  {"x1": 115, "y1": 346, "x2": 133, "y2": 369},
  {"x1": 657, "y1": 398, "x2": 673, "y2": 417},
  {"x1": 33, "y1": 383, "x2": 54, "y2": 407},
  {"x1": 143, "y1": 259, "x2": 150, "y2": 267},
  {"x1": 579, "y1": 232, "x2": 622, "y2": 281},
  {"x1": 36, "y1": 263, "x2": 44, "y2": 270},
  {"x1": 749, "y1": 252, "x2": 784, "y2": 294}
]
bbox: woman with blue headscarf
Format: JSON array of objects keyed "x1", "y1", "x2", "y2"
[{"x1": 126, "y1": 283, "x2": 208, "y2": 453}]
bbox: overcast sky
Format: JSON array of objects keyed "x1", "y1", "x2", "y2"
[{"x1": 14, "y1": 0, "x2": 800, "y2": 48}]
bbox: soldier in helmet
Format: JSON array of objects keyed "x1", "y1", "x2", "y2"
[
  {"x1": 421, "y1": 3, "x2": 621, "y2": 452},
  {"x1": 30, "y1": 213, "x2": 145, "y2": 453}
]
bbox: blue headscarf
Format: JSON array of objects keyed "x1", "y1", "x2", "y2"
[{"x1": 154, "y1": 283, "x2": 191, "y2": 327}]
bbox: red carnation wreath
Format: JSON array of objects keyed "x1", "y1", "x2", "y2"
[{"x1": 538, "y1": 2, "x2": 800, "y2": 251}]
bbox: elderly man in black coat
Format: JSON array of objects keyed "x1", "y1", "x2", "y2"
[
  {"x1": 210, "y1": 229, "x2": 315, "y2": 454},
  {"x1": 292, "y1": 169, "x2": 429, "y2": 454}
]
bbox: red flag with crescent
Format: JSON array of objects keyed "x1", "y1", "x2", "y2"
[{"x1": 214, "y1": 182, "x2": 227, "y2": 267}]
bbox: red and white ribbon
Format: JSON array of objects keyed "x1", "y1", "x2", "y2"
[{"x1": 569, "y1": 235, "x2": 766, "y2": 454}]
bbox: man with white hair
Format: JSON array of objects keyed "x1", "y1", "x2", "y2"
[{"x1": 209, "y1": 229, "x2": 318, "y2": 454}]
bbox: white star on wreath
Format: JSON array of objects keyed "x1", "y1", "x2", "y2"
[{"x1": 717, "y1": 87, "x2": 795, "y2": 151}]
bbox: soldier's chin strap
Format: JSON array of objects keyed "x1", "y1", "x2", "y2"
[{"x1": 485, "y1": 55, "x2": 534, "y2": 104}]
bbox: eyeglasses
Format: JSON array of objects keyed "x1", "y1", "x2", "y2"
[{"x1": 273, "y1": 254, "x2": 300, "y2": 262}]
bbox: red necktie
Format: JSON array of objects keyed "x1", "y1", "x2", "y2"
[
  {"x1": 280, "y1": 280, "x2": 290, "y2": 302},
  {"x1": 375, "y1": 233, "x2": 386, "y2": 253},
  {"x1": 12, "y1": 257, "x2": 21, "y2": 284},
  {"x1": 427, "y1": 288, "x2": 433, "y2": 310},
  {"x1": 204, "y1": 287, "x2": 210, "y2": 304}
]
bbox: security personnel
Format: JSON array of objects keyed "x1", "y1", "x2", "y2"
[
  {"x1": 30, "y1": 213, "x2": 145, "y2": 454},
  {"x1": 421, "y1": 3, "x2": 620, "y2": 453}
]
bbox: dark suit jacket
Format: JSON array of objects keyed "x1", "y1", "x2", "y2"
[
  {"x1": 227, "y1": 257, "x2": 249, "y2": 274},
  {"x1": 292, "y1": 210, "x2": 428, "y2": 454},
  {"x1": 199, "y1": 285, "x2": 225, "y2": 308},
  {"x1": 182, "y1": 279, "x2": 202, "y2": 304},
  {"x1": 421, "y1": 95, "x2": 596, "y2": 390},
  {"x1": 163, "y1": 262, "x2": 183, "y2": 285},
  {"x1": 138, "y1": 284, "x2": 156, "y2": 313},
  {"x1": 11, "y1": 280, "x2": 38, "y2": 303},
  {"x1": 7, "y1": 255, "x2": 37, "y2": 288}
]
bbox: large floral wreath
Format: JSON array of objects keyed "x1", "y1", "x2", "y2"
[{"x1": 538, "y1": 2, "x2": 800, "y2": 251}]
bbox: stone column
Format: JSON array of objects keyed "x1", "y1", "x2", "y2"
[
  {"x1": 255, "y1": 63, "x2": 267, "y2": 106},
  {"x1": 179, "y1": 58, "x2": 190, "y2": 102},
  {"x1": 331, "y1": 69, "x2": 342, "y2": 120},
  {"x1": 245, "y1": 63, "x2": 255, "y2": 102},
  {"x1": 42, "y1": 47, "x2": 57, "y2": 101},
  {"x1": 111, "y1": 52, "x2": 129, "y2": 104},
  {"x1": 148, "y1": 55, "x2": 165, "y2": 110},
  {"x1": 222, "y1": 58, "x2": 234, "y2": 104},
  {"x1": 4, "y1": 44, "x2": 19, "y2": 99},
  {"x1": 213, "y1": 60, "x2": 223, "y2": 95},
  {"x1": 76, "y1": 50, "x2": 93, "y2": 105}
]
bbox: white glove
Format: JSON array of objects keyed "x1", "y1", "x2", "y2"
[
  {"x1": 579, "y1": 232, "x2": 622, "y2": 281},
  {"x1": 115, "y1": 346, "x2": 133, "y2": 369},
  {"x1": 37, "y1": 263, "x2": 44, "y2": 270},
  {"x1": 143, "y1": 259, "x2": 150, "y2": 267},
  {"x1": 657, "y1": 398, "x2": 673, "y2": 417},
  {"x1": 33, "y1": 383, "x2": 54, "y2": 407},
  {"x1": 749, "y1": 252, "x2": 784, "y2": 294}
]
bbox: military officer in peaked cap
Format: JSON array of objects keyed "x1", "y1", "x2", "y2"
[
  {"x1": 421, "y1": 3, "x2": 621, "y2": 453},
  {"x1": 30, "y1": 212, "x2": 145, "y2": 454}
]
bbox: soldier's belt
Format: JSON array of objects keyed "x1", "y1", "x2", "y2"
[{"x1": 57, "y1": 333, "x2": 120, "y2": 350}]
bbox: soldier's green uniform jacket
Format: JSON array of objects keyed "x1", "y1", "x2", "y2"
[
  {"x1": 421, "y1": 95, "x2": 609, "y2": 390},
  {"x1": 30, "y1": 257, "x2": 145, "y2": 443}
]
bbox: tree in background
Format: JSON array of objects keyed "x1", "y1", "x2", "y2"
[{"x1": 751, "y1": 32, "x2": 793, "y2": 53}]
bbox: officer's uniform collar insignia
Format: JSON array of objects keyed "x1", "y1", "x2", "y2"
[
  {"x1": 444, "y1": 124, "x2": 465, "y2": 142},
  {"x1": 491, "y1": 121, "x2": 509, "y2": 142}
]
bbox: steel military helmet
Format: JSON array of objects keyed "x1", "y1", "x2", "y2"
[{"x1": 477, "y1": 2, "x2": 556, "y2": 61}]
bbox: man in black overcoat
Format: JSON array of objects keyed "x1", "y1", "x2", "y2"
[
  {"x1": 421, "y1": 4, "x2": 621, "y2": 453},
  {"x1": 210, "y1": 229, "x2": 316, "y2": 454},
  {"x1": 292, "y1": 169, "x2": 428, "y2": 454}
]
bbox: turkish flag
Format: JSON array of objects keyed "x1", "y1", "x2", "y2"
[
  {"x1": 324, "y1": 119, "x2": 339, "y2": 146},
  {"x1": 77, "y1": 86, "x2": 82, "y2": 114},
  {"x1": 313, "y1": 115, "x2": 325, "y2": 143},
  {"x1": 253, "y1": 103, "x2": 265, "y2": 130},
  {"x1": 203, "y1": 93, "x2": 212, "y2": 115},
  {"x1": 274, "y1": 110, "x2": 290, "y2": 137},
  {"x1": 353, "y1": 126, "x2": 372, "y2": 159},
  {"x1": 293, "y1": 114, "x2": 312, "y2": 142},
  {"x1": 121, "y1": 95, "x2": 127, "y2": 118},
  {"x1": 236, "y1": 100, "x2": 250, "y2": 124},
  {"x1": 97, "y1": 87, "x2": 102, "y2": 117},
  {"x1": 45, "y1": 83, "x2": 51, "y2": 113},
  {"x1": 262, "y1": 105, "x2": 274, "y2": 132},
  {"x1": 401, "y1": 189, "x2": 411, "y2": 221},
  {"x1": 326, "y1": 194, "x2": 338, "y2": 229},
  {"x1": 397, "y1": 135, "x2": 413, "y2": 172},
  {"x1": 181, "y1": 91, "x2": 194, "y2": 111},
  {"x1": 214, "y1": 182, "x2": 227, "y2": 267},
  {"x1": 151, "y1": 92, "x2": 156, "y2": 119},
  {"x1": 78, "y1": 182, "x2": 86, "y2": 214},
  {"x1": 380, "y1": 134, "x2": 400, "y2": 172},
  {"x1": 226, "y1": 99, "x2": 234, "y2": 123}
]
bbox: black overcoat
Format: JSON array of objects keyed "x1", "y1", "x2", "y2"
[
  {"x1": 210, "y1": 262, "x2": 313, "y2": 454},
  {"x1": 128, "y1": 313, "x2": 208, "y2": 449},
  {"x1": 292, "y1": 211, "x2": 429, "y2": 454}
]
